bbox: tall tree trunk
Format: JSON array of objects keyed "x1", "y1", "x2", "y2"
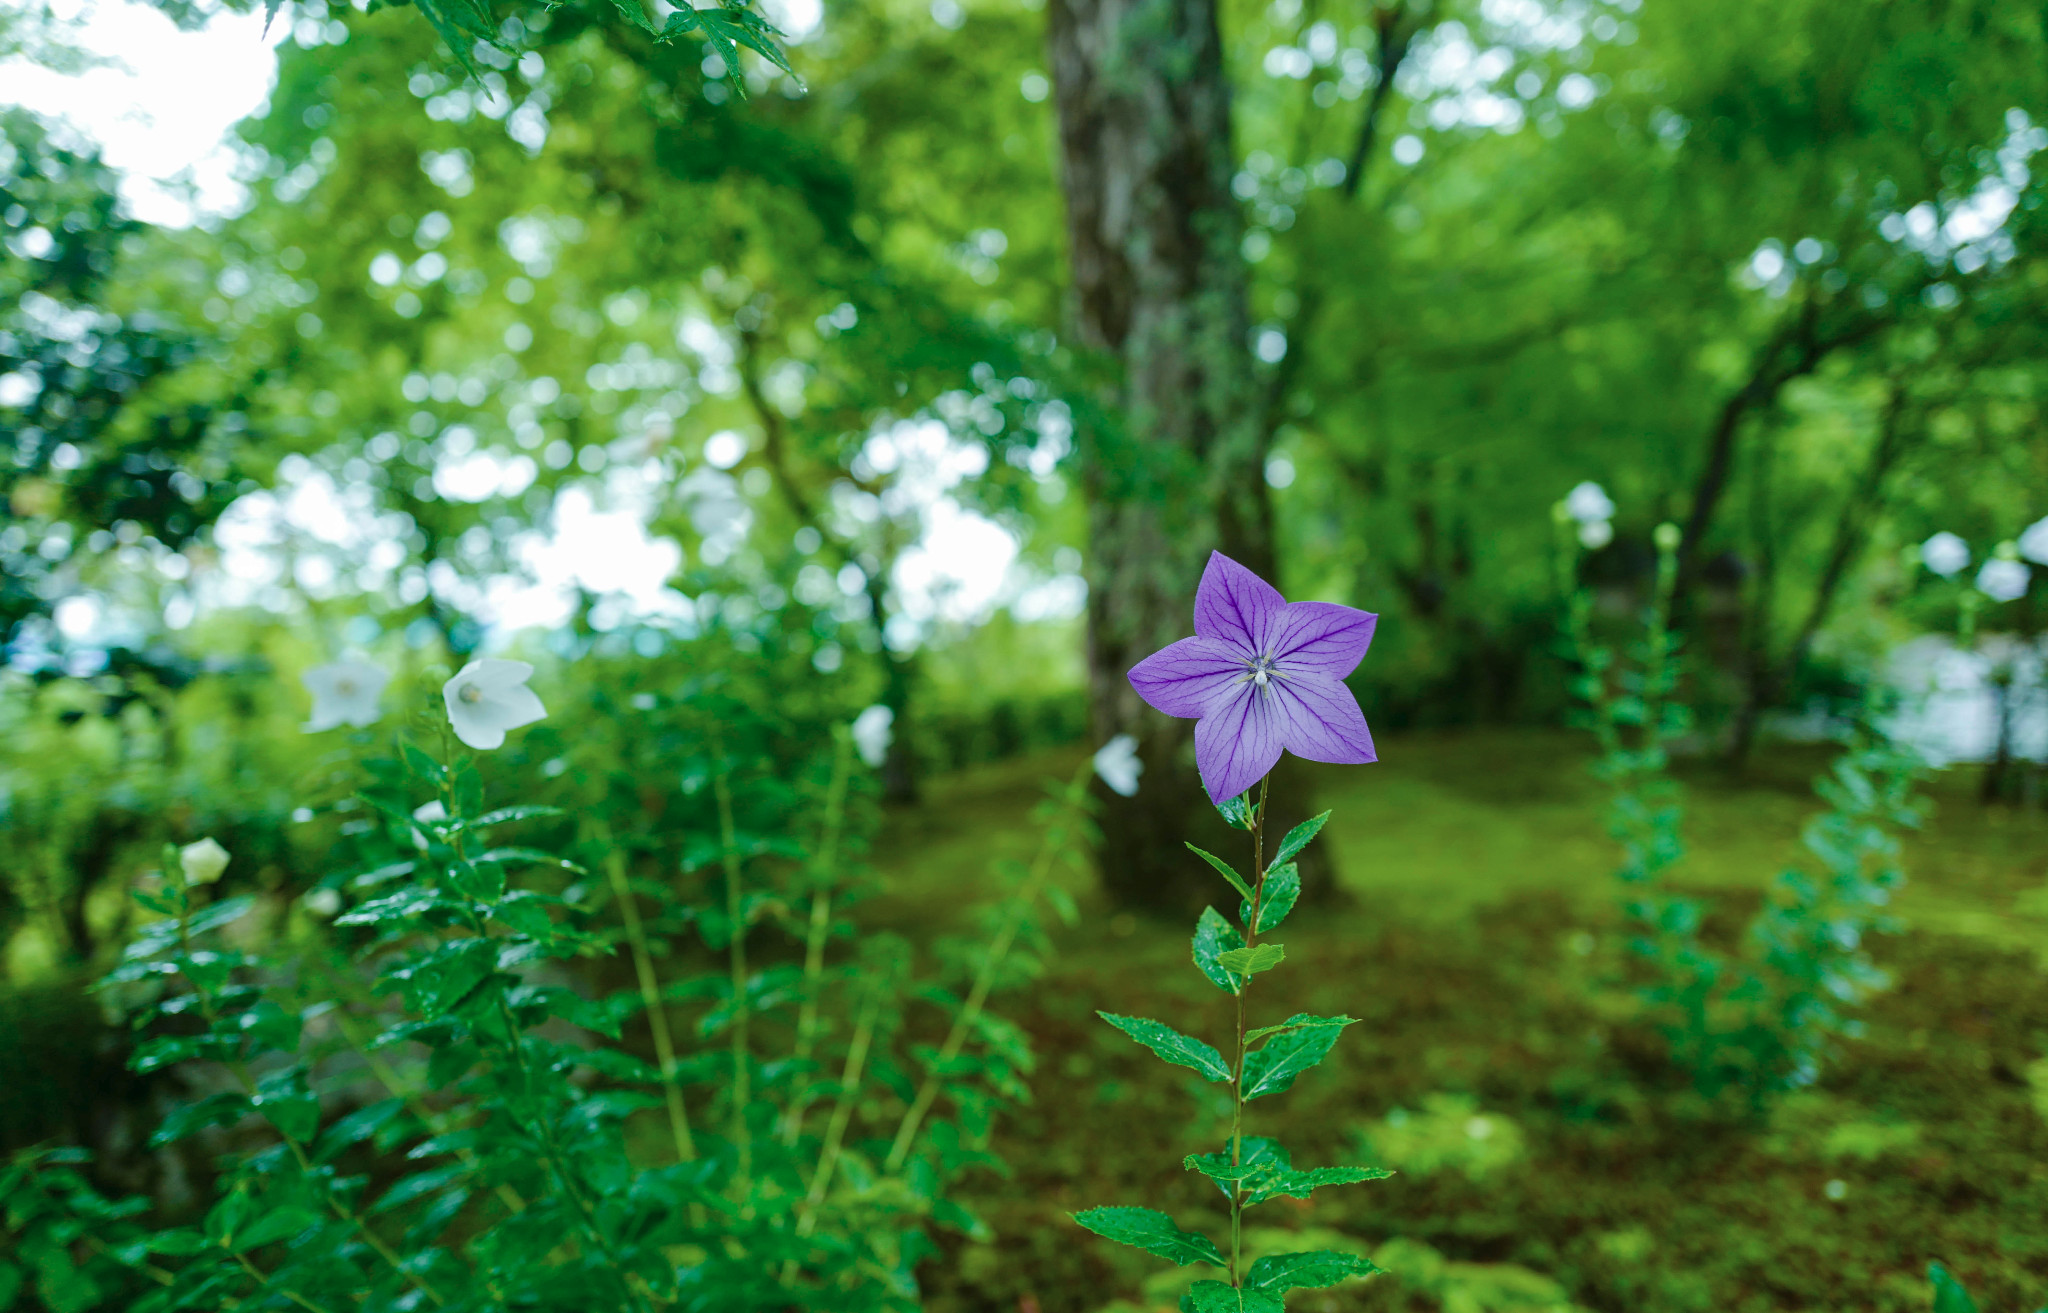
[
  {"x1": 1728, "y1": 384, "x2": 1916, "y2": 763},
  {"x1": 1048, "y1": 0, "x2": 1288, "y2": 914}
]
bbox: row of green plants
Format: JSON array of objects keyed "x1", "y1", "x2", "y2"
[
  {"x1": 1555, "y1": 495, "x2": 2037, "y2": 1308},
  {"x1": 1554, "y1": 489, "x2": 1930, "y2": 1107}
]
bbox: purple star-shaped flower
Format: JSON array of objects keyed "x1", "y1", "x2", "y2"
[{"x1": 1128, "y1": 551, "x2": 1378, "y2": 802}]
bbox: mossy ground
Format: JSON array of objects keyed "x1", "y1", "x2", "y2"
[{"x1": 874, "y1": 728, "x2": 2048, "y2": 1313}]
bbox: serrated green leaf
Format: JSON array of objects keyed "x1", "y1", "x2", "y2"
[
  {"x1": 370, "y1": 1164, "x2": 467, "y2": 1215},
  {"x1": 448, "y1": 859, "x2": 505, "y2": 904},
  {"x1": 1215, "y1": 794, "x2": 1255, "y2": 830},
  {"x1": 1240, "y1": 862, "x2": 1299, "y2": 932},
  {"x1": 1183, "y1": 1137, "x2": 1288, "y2": 1194},
  {"x1": 252, "y1": 1088, "x2": 321, "y2": 1143},
  {"x1": 1073, "y1": 1206, "x2": 1226, "y2": 1267},
  {"x1": 474, "y1": 846, "x2": 587, "y2": 875},
  {"x1": 1272, "y1": 811, "x2": 1331, "y2": 867},
  {"x1": 142, "y1": 1229, "x2": 211, "y2": 1256},
  {"x1": 1098, "y1": 1012, "x2": 1230, "y2": 1082},
  {"x1": 317, "y1": 1098, "x2": 407, "y2": 1161},
  {"x1": 1184, "y1": 1140, "x2": 1387, "y2": 1205},
  {"x1": 400, "y1": 741, "x2": 446, "y2": 785},
  {"x1": 460, "y1": 805, "x2": 565, "y2": 831},
  {"x1": 233, "y1": 1206, "x2": 323, "y2": 1251},
  {"x1": 1216, "y1": 943, "x2": 1286, "y2": 976},
  {"x1": 204, "y1": 1188, "x2": 255, "y2": 1244},
  {"x1": 1185, "y1": 844, "x2": 1255, "y2": 904},
  {"x1": 1192, "y1": 907, "x2": 1246, "y2": 995},
  {"x1": 1245, "y1": 1250, "x2": 1382, "y2": 1292},
  {"x1": 1242, "y1": 1013, "x2": 1356, "y2": 1099},
  {"x1": 149, "y1": 1092, "x2": 252, "y2": 1147},
  {"x1": 1181, "y1": 1280, "x2": 1283, "y2": 1313},
  {"x1": 1249, "y1": 1165, "x2": 1391, "y2": 1204},
  {"x1": 201, "y1": 894, "x2": 262, "y2": 934},
  {"x1": 605, "y1": 0, "x2": 658, "y2": 33}
]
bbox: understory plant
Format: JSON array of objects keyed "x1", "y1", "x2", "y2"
[
  {"x1": 0, "y1": 658, "x2": 1094, "y2": 1311},
  {"x1": 1553, "y1": 492, "x2": 1928, "y2": 1102},
  {"x1": 1074, "y1": 552, "x2": 1390, "y2": 1312}
]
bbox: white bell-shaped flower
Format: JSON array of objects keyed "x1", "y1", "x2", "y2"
[
  {"x1": 2018, "y1": 516, "x2": 2048, "y2": 566},
  {"x1": 180, "y1": 838, "x2": 230, "y2": 887},
  {"x1": 1920, "y1": 531, "x2": 1970, "y2": 578},
  {"x1": 851, "y1": 704, "x2": 895, "y2": 768},
  {"x1": 442, "y1": 659, "x2": 547, "y2": 750},
  {"x1": 302, "y1": 655, "x2": 391, "y2": 732},
  {"x1": 1977, "y1": 557, "x2": 2030, "y2": 603},
  {"x1": 1092, "y1": 733, "x2": 1143, "y2": 797},
  {"x1": 1564, "y1": 481, "x2": 1615, "y2": 525}
]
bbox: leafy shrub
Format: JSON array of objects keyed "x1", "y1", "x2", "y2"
[
  {"x1": 0, "y1": 678, "x2": 1094, "y2": 1311},
  {"x1": 1554, "y1": 502, "x2": 1927, "y2": 1103}
]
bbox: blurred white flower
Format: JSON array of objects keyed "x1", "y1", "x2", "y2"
[
  {"x1": 303, "y1": 887, "x2": 343, "y2": 918},
  {"x1": 1920, "y1": 531, "x2": 1970, "y2": 578},
  {"x1": 1564, "y1": 482, "x2": 1615, "y2": 525},
  {"x1": 2018, "y1": 516, "x2": 2048, "y2": 566},
  {"x1": 1977, "y1": 557, "x2": 2030, "y2": 603},
  {"x1": 411, "y1": 800, "x2": 448, "y2": 851},
  {"x1": 442, "y1": 659, "x2": 547, "y2": 750},
  {"x1": 1093, "y1": 733, "x2": 1143, "y2": 797},
  {"x1": 1577, "y1": 519, "x2": 1614, "y2": 550},
  {"x1": 179, "y1": 837, "x2": 230, "y2": 887},
  {"x1": 302, "y1": 655, "x2": 390, "y2": 731},
  {"x1": 852, "y1": 704, "x2": 895, "y2": 768}
]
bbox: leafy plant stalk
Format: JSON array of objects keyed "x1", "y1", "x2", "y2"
[
  {"x1": 885, "y1": 760, "x2": 1092, "y2": 1171},
  {"x1": 782, "y1": 726, "x2": 855, "y2": 1147},
  {"x1": 601, "y1": 831, "x2": 698, "y2": 1162},
  {"x1": 711, "y1": 753, "x2": 754, "y2": 1195}
]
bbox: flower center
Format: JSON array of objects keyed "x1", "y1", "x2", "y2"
[
  {"x1": 336, "y1": 680, "x2": 356, "y2": 697},
  {"x1": 1245, "y1": 653, "x2": 1279, "y2": 689},
  {"x1": 458, "y1": 683, "x2": 484, "y2": 704}
]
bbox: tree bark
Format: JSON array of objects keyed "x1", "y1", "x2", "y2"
[
  {"x1": 1048, "y1": 0, "x2": 1288, "y2": 914},
  {"x1": 1727, "y1": 384, "x2": 1915, "y2": 762}
]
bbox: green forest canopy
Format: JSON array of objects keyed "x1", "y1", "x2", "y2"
[{"x1": 6, "y1": 0, "x2": 2048, "y2": 736}]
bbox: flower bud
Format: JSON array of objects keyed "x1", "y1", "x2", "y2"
[
  {"x1": 303, "y1": 887, "x2": 343, "y2": 919},
  {"x1": 1653, "y1": 522, "x2": 1681, "y2": 552},
  {"x1": 179, "y1": 838, "x2": 231, "y2": 887}
]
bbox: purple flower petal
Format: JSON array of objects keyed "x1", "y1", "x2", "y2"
[
  {"x1": 1193, "y1": 552, "x2": 1283, "y2": 656},
  {"x1": 1269, "y1": 602, "x2": 1378, "y2": 678},
  {"x1": 1193, "y1": 684, "x2": 1286, "y2": 802},
  {"x1": 1269, "y1": 672, "x2": 1377, "y2": 765},
  {"x1": 1129, "y1": 636, "x2": 1248, "y2": 718}
]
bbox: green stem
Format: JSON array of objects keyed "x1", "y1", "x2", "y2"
[
  {"x1": 884, "y1": 761, "x2": 1091, "y2": 1173},
  {"x1": 602, "y1": 832, "x2": 697, "y2": 1163},
  {"x1": 711, "y1": 753, "x2": 753, "y2": 1195},
  {"x1": 1228, "y1": 775, "x2": 1270, "y2": 1288},
  {"x1": 797, "y1": 982, "x2": 881, "y2": 1231},
  {"x1": 782, "y1": 728, "x2": 855, "y2": 1148},
  {"x1": 232, "y1": 1250, "x2": 333, "y2": 1313}
]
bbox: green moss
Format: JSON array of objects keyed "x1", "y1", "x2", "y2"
[{"x1": 874, "y1": 729, "x2": 2048, "y2": 1313}]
